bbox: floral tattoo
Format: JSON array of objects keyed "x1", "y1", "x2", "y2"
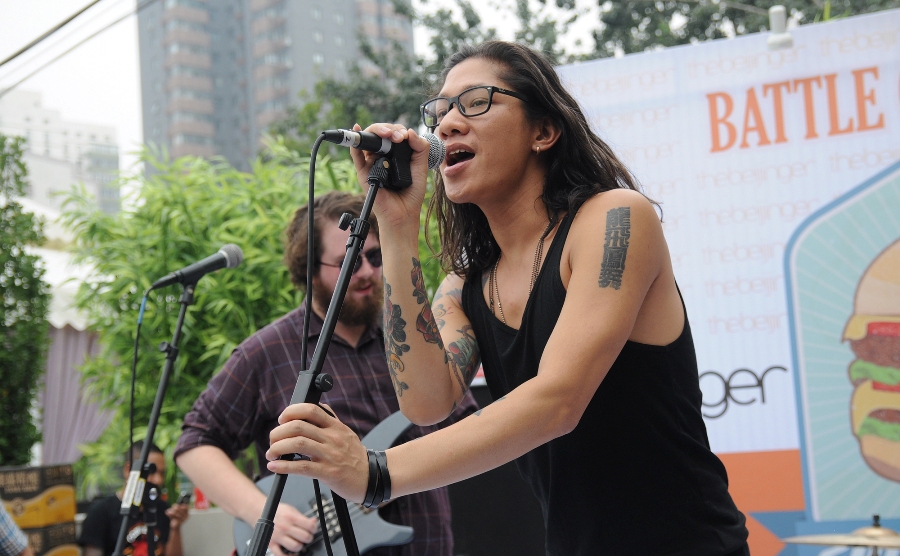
[{"x1": 383, "y1": 281, "x2": 410, "y2": 396}]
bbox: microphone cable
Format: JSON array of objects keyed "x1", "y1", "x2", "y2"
[
  {"x1": 128, "y1": 290, "x2": 150, "y2": 473},
  {"x1": 302, "y1": 133, "x2": 337, "y2": 556}
]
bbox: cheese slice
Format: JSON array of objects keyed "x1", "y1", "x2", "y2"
[{"x1": 851, "y1": 379, "x2": 900, "y2": 435}]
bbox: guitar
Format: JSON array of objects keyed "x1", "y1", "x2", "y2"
[{"x1": 234, "y1": 411, "x2": 414, "y2": 556}]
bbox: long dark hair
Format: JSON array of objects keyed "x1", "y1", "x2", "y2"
[{"x1": 426, "y1": 41, "x2": 653, "y2": 279}]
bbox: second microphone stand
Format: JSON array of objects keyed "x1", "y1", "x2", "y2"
[{"x1": 114, "y1": 284, "x2": 196, "y2": 556}]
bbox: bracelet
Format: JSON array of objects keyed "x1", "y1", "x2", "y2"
[
  {"x1": 362, "y1": 449, "x2": 392, "y2": 508},
  {"x1": 373, "y1": 450, "x2": 391, "y2": 504},
  {"x1": 362, "y1": 449, "x2": 380, "y2": 508}
]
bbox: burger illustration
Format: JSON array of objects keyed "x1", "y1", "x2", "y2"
[{"x1": 843, "y1": 238, "x2": 900, "y2": 482}]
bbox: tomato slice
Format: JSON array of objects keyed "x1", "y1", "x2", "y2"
[
  {"x1": 868, "y1": 322, "x2": 900, "y2": 337},
  {"x1": 873, "y1": 381, "x2": 900, "y2": 393}
]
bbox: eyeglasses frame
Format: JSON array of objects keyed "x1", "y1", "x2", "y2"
[{"x1": 420, "y1": 85, "x2": 529, "y2": 131}]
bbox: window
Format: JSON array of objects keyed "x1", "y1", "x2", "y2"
[
  {"x1": 171, "y1": 89, "x2": 212, "y2": 100},
  {"x1": 255, "y1": 26, "x2": 287, "y2": 42},
  {"x1": 173, "y1": 134, "x2": 213, "y2": 146},
  {"x1": 164, "y1": 0, "x2": 208, "y2": 10},
  {"x1": 258, "y1": 75, "x2": 289, "y2": 89},
  {"x1": 256, "y1": 98, "x2": 287, "y2": 113},
  {"x1": 252, "y1": 4, "x2": 286, "y2": 19},
  {"x1": 165, "y1": 20, "x2": 207, "y2": 33},
  {"x1": 254, "y1": 53, "x2": 291, "y2": 67},
  {"x1": 168, "y1": 43, "x2": 207, "y2": 55},
  {"x1": 167, "y1": 66, "x2": 211, "y2": 79},
  {"x1": 170, "y1": 112, "x2": 214, "y2": 123}
]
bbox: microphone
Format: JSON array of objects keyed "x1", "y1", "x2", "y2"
[
  {"x1": 323, "y1": 129, "x2": 446, "y2": 169},
  {"x1": 150, "y1": 244, "x2": 243, "y2": 290}
]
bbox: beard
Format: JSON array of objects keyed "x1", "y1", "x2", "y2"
[{"x1": 312, "y1": 277, "x2": 384, "y2": 327}]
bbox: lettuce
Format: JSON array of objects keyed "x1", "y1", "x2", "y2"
[
  {"x1": 858, "y1": 416, "x2": 900, "y2": 442},
  {"x1": 849, "y1": 359, "x2": 900, "y2": 386}
]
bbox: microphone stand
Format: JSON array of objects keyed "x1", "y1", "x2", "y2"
[
  {"x1": 113, "y1": 283, "x2": 197, "y2": 556},
  {"x1": 247, "y1": 156, "x2": 397, "y2": 556}
]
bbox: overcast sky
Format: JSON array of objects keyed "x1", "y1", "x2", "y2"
[{"x1": 0, "y1": 0, "x2": 597, "y2": 175}]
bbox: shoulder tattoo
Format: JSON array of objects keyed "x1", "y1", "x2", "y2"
[{"x1": 598, "y1": 206, "x2": 630, "y2": 290}]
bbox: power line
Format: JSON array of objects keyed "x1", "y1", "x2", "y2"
[
  {"x1": 0, "y1": 0, "x2": 161, "y2": 101},
  {"x1": 2, "y1": 0, "x2": 134, "y2": 82},
  {"x1": 0, "y1": 0, "x2": 107, "y2": 70}
]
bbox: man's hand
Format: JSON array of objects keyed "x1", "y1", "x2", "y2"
[
  {"x1": 270, "y1": 503, "x2": 318, "y2": 556},
  {"x1": 165, "y1": 503, "x2": 190, "y2": 530}
]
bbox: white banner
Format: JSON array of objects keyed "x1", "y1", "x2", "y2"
[{"x1": 558, "y1": 10, "x2": 900, "y2": 455}]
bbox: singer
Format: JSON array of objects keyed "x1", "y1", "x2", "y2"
[{"x1": 267, "y1": 41, "x2": 749, "y2": 555}]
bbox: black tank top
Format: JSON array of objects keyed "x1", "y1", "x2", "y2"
[{"x1": 462, "y1": 211, "x2": 747, "y2": 555}]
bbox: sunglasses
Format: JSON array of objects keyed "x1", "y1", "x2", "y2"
[{"x1": 319, "y1": 248, "x2": 383, "y2": 274}]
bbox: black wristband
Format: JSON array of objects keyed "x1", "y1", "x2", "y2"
[
  {"x1": 363, "y1": 449, "x2": 379, "y2": 508},
  {"x1": 374, "y1": 450, "x2": 391, "y2": 503},
  {"x1": 369, "y1": 451, "x2": 385, "y2": 508}
]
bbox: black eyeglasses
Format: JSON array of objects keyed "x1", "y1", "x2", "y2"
[
  {"x1": 319, "y1": 248, "x2": 382, "y2": 274},
  {"x1": 421, "y1": 85, "x2": 528, "y2": 131}
]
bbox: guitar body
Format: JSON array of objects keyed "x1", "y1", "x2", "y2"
[{"x1": 234, "y1": 411, "x2": 414, "y2": 556}]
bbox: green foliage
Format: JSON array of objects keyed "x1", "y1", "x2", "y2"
[
  {"x1": 591, "y1": 0, "x2": 900, "y2": 57},
  {"x1": 62, "y1": 144, "x2": 358, "y2": 496},
  {"x1": 0, "y1": 133, "x2": 51, "y2": 466}
]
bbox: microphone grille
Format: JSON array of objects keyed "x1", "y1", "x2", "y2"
[
  {"x1": 219, "y1": 244, "x2": 244, "y2": 269},
  {"x1": 423, "y1": 133, "x2": 445, "y2": 170}
]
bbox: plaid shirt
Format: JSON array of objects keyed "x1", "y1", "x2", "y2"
[
  {"x1": 176, "y1": 306, "x2": 478, "y2": 556},
  {"x1": 0, "y1": 503, "x2": 27, "y2": 556}
]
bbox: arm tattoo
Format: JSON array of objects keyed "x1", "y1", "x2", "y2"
[
  {"x1": 411, "y1": 258, "x2": 444, "y2": 351},
  {"x1": 599, "y1": 206, "x2": 631, "y2": 290},
  {"x1": 474, "y1": 395, "x2": 506, "y2": 416},
  {"x1": 383, "y1": 280, "x2": 410, "y2": 396},
  {"x1": 432, "y1": 284, "x2": 461, "y2": 331},
  {"x1": 446, "y1": 325, "x2": 479, "y2": 394}
]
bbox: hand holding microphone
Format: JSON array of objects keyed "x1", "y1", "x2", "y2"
[
  {"x1": 324, "y1": 128, "x2": 446, "y2": 171},
  {"x1": 325, "y1": 127, "x2": 445, "y2": 191}
]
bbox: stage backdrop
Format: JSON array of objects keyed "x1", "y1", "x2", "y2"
[{"x1": 552, "y1": 9, "x2": 900, "y2": 556}]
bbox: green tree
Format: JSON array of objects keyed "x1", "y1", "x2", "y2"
[
  {"x1": 0, "y1": 133, "x2": 51, "y2": 466},
  {"x1": 62, "y1": 144, "x2": 358, "y2": 494},
  {"x1": 591, "y1": 0, "x2": 900, "y2": 57}
]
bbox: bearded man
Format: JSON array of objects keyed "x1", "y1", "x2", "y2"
[{"x1": 175, "y1": 191, "x2": 477, "y2": 556}]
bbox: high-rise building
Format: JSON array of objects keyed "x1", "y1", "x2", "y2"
[
  {"x1": 0, "y1": 89, "x2": 120, "y2": 214},
  {"x1": 138, "y1": 0, "x2": 414, "y2": 170}
]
